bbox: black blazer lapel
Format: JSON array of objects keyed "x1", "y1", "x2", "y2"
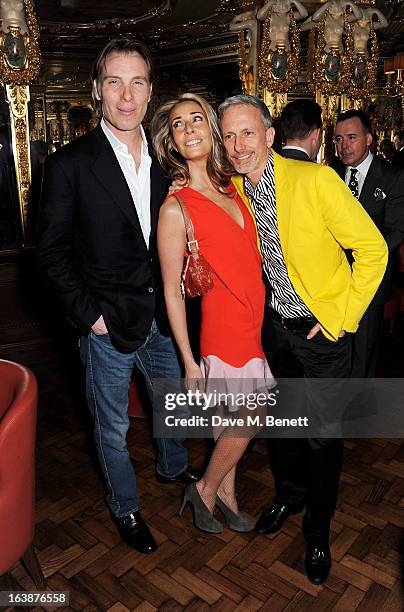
[
  {"x1": 150, "y1": 158, "x2": 162, "y2": 240},
  {"x1": 90, "y1": 125, "x2": 145, "y2": 240},
  {"x1": 333, "y1": 160, "x2": 345, "y2": 180},
  {"x1": 359, "y1": 157, "x2": 382, "y2": 211}
]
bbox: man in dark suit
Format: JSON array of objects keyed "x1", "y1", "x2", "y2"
[
  {"x1": 261, "y1": 99, "x2": 323, "y2": 373},
  {"x1": 393, "y1": 129, "x2": 404, "y2": 169},
  {"x1": 279, "y1": 99, "x2": 322, "y2": 162},
  {"x1": 37, "y1": 39, "x2": 199, "y2": 554},
  {"x1": 0, "y1": 124, "x2": 21, "y2": 248},
  {"x1": 335, "y1": 109, "x2": 404, "y2": 376}
]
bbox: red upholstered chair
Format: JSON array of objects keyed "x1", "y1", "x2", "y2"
[
  {"x1": 128, "y1": 375, "x2": 147, "y2": 419},
  {"x1": 396, "y1": 242, "x2": 404, "y2": 313},
  {"x1": 0, "y1": 359, "x2": 46, "y2": 588},
  {"x1": 383, "y1": 241, "x2": 404, "y2": 334},
  {"x1": 383, "y1": 291, "x2": 400, "y2": 335},
  {"x1": 398, "y1": 240, "x2": 404, "y2": 274}
]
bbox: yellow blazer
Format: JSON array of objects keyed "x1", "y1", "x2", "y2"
[{"x1": 232, "y1": 150, "x2": 388, "y2": 341}]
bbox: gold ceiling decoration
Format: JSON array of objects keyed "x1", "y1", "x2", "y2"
[
  {"x1": 239, "y1": 0, "x2": 257, "y2": 8},
  {"x1": 39, "y1": 0, "x2": 176, "y2": 31},
  {"x1": 302, "y1": 0, "x2": 376, "y2": 3}
]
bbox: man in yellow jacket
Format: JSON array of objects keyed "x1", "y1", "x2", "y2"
[{"x1": 219, "y1": 94, "x2": 387, "y2": 585}]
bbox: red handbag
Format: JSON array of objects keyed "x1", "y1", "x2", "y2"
[{"x1": 174, "y1": 195, "x2": 214, "y2": 299}]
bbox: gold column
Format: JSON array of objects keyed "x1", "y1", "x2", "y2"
[
  {"x1": 6, "y1": 84, "x2": 32, "y2": 239},
  {"x1": 316, "y1": 91, "x2": 339, "y2": 164},
  {"x1": 31, "y1": 92, "x2": 47, "y2": 141}
]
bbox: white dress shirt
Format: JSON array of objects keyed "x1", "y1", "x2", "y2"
[
  {"x1": 344, "y1": 151, "x2": 373, "y2": 197},
  {"x1": 101, "y1": 118, "x2": 152, "y2": 247}
]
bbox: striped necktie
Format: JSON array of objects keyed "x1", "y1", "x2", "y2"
[{"x1": 348, "y1": 168, "x2": 359, "y2": 198}]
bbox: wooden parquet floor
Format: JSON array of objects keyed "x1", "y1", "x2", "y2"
[{"x1": 2, "y1": 360, "x2": 404, "y2": 611}]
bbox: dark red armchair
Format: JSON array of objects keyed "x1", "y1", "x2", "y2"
[{"x1": 0, "y1": 359, "x2": 45, "y2": 588}]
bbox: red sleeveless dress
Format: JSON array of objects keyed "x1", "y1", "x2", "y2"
[{"x1": 178, "y1": 183, "x2": 274, "y2": 400}]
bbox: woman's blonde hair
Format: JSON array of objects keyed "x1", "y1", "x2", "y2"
[{"x1": 151, "y1": 93, "x2": 233, "y2": 191}]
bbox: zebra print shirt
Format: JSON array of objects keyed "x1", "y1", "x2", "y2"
[{"x1": 245, "y1": 154, "x2": 312, "y2": 318}]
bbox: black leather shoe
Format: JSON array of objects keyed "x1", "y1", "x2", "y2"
[
  {"x1": 156, "y1": 464, "x2": 201, "y2": 485},
  {"x1": 114, "y1": 511, "x2": 157, "y2": 554},
  {"x1": 255, "y1": 502, "x2": 302, "y2": 534},
  {"x1": 305, "y1": 542, "x2": 331, "y2": 584}
]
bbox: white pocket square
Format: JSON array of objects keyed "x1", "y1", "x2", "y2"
[{"x1": 373, "y1": 187, "x2": 386, "y2": 200}]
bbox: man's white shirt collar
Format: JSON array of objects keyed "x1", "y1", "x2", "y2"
[
  {"x1": 345, "y1": 151, "x2": 373, "y2": 180},
  {"x1": 101, "y1": 118, "x2": 149, "y2": 156},
  {"x1": 282, "y1": 145, "x2": 309, "y2": 156},
  {"x1": 100, "y1": 118, "x2": 151, "y2": 248}
]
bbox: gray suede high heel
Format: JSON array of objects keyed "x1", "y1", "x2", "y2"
[
  {"x1": 179, "y1": 483, "x2": 223, "y2": 533},
  {"x1": 216, "y1": 497, "x2": 253, "y2": 532}
]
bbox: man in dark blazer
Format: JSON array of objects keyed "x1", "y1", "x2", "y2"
[
  {"x1": 393, "y1": 130, "x2": 404, "y2": 169},
  {"x1": 261, "y1": 99, "x2": 323, "y2": 370},
  {"x1": 279, "y1": 99, "x2": 323, "y2": 162},
  {"x1": 335, "y1": 109, "x2": 404, "y2": 376},
  {"x1": 37, "y1": 38, "x2": 199, "y2": 554}
]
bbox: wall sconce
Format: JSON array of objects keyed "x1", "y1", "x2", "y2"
[
  {"x1": 384, "y1": 57, "x2": 395, "y2": 73},
  {"x1": 384, "y1": 53, "x2": 404, "y2": 95},
  {"x1": 394, "y1": 52, "x2": 404, "y2": 93},
  {"x1": 384, "y1": 56, "x2": 396, "y2": 93}
]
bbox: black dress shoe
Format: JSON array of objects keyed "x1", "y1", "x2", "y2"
[
  {"x1": 114, "y1": 511, "x2": 157, "y2": 554},
  {"x1": 305, "y1": 542, "x2": 331, "y2": 584},
  {"x1": 255, "y1": 502, "x2": 302, "y2": 534},
  {"x1": 156, "y1": 464, "x2": 201, "y2": 485}
]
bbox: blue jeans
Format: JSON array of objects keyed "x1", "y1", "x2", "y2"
[{"x1": 80, "y1": 320, "x2": 187, "y2": 517}]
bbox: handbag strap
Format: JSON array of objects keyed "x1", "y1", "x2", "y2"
[{"x1": 173, "y1": 195, "x2": 199, "y2": 258}]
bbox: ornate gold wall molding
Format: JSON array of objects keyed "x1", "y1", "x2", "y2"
[
  {"x1": 0, "y1": 0, "x2": 42, "y2": 245},
  {"x1": 6, "y1": 84, "x2": 31, "y2": 242},
  {"x1": 159, "y1": 43, "x2": 239, "y2": 68}
]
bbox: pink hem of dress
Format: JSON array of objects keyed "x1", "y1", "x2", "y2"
[{"x1": 200, "y1": 355, "x2": 276, "y2": 411}]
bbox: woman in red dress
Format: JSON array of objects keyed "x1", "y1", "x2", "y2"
[{"x1": 152, "y1": 93, "x2": 274, "y2": 533}]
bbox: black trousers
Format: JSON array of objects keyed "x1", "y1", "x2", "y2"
[
  {"x1": 262, "y1": 314, "x2": 352, "y2": 543},
  {"x1": 351, "y1": 305, "x2": 384, "y2": 377}
]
